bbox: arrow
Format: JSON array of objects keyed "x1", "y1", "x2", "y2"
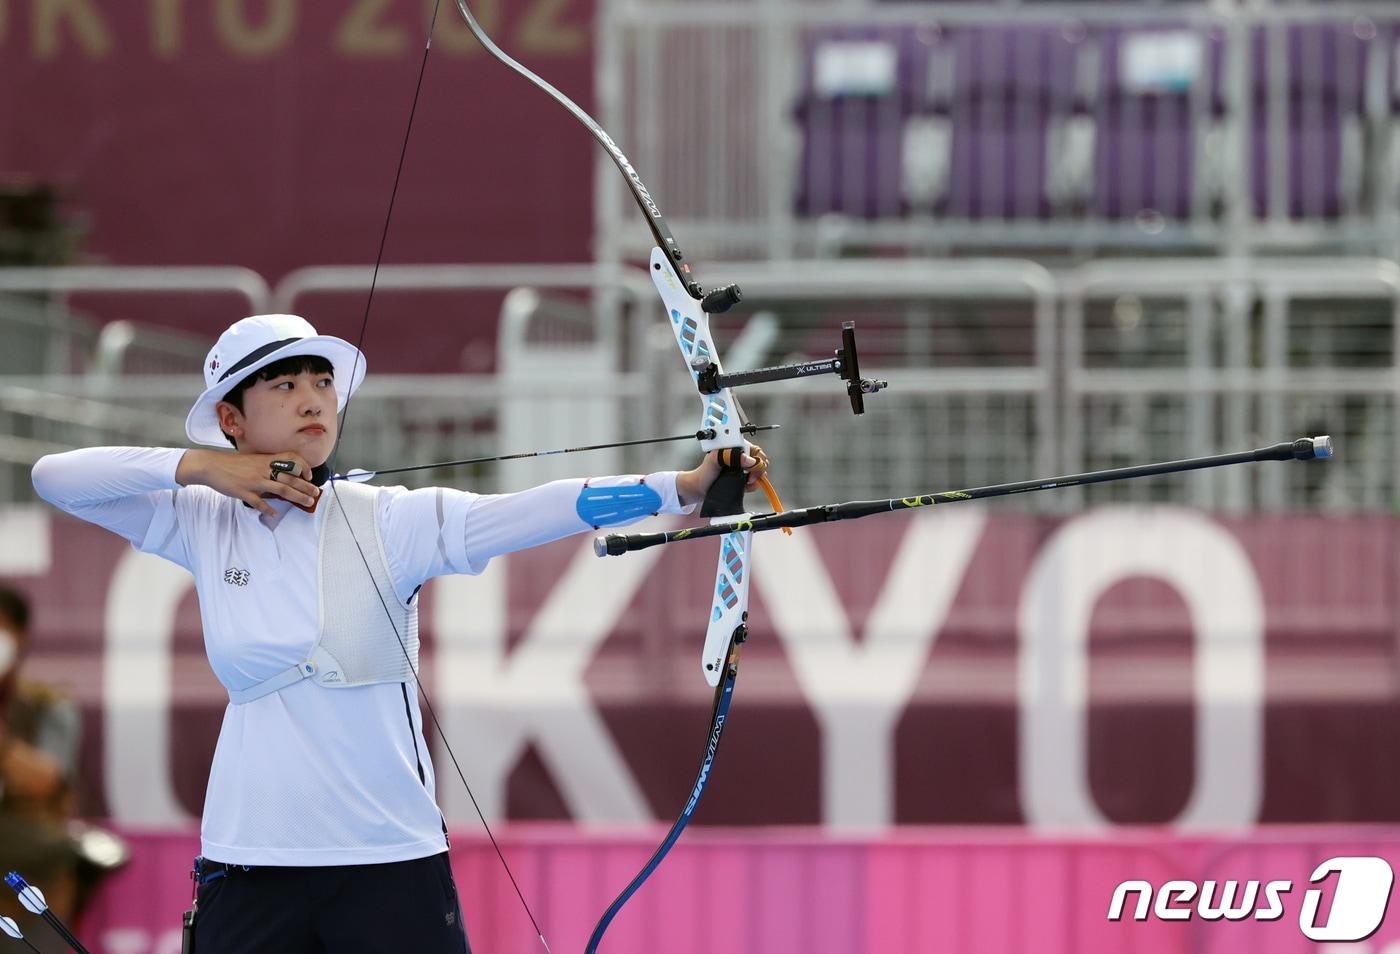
[{"x1": 336, "y1": 423, "x2": 779, "y2": 482}]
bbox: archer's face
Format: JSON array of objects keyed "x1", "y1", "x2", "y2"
[{"x1": 220, "y1": 370, "x2": 339, "y2": 466}]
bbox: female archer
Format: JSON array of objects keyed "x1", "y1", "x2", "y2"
[{"x1": 31, "y1": 313, "x2": 768, "y2": 954}]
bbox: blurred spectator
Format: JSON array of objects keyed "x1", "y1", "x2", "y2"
[
  {"x1": 0, "y1": 583, "x2": 126, "y2": 942},
  {"x1": 0, "y1": 583, "x2": 82, "y2": 932}
]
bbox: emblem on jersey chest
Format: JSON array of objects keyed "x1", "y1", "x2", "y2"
[{"x1": 223, "y1": 568, "x2": 251, "y2": 586}]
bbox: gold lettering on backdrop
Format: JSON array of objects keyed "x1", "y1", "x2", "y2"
[
  {"x1": 34, "y1": 0, "x2": 113, "y2": 59},
  {"x1": 336, "y1": 0, "x2": 406, "y2": 57},
  {"x1": 434, "y1": 0, "x2": 497, "y2": 56},
  {"x1": 215, "y1": 0, "x2": 295, "y2": 57},
  {"x1": 151, "y1": 0, "x2": 183, "y2": 58},
  {"x1": 518, "y1": 0, "x2": 582, "y2": 55}
]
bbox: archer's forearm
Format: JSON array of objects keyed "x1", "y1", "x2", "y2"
[
  {"x1": 461, "y1": 472, "x2": 693, "y2": 569},
  {"x1": 31, "y1": 446, "x2": 184, "y2": 544}
]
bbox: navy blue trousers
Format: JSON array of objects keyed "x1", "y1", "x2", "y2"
[{"x1": 193, "y1": 852, "x2": 471, "y2": 953}]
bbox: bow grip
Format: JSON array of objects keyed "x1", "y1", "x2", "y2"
[{"x1": 699, "y1": 447, "x2": 748, "y2": 517}]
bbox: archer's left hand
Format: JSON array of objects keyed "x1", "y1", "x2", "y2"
[{"x1": 677, "y1": 443, "x2": 770, "y2": 507}]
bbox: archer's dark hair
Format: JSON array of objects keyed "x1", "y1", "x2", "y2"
[
  {"x1": 0, "y1": 583, "x2": 31, "y2": 636},
  {"x1": 219, "y1": 354, "x2": 335, "y2": 448}
]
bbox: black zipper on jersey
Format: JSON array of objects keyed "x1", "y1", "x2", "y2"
[
  {"x1": 400, "y1": 682, "x2": 428, "y2": 786},
  {"x1": 401, "y1": 681, "x2": 452, "y2": 846}
]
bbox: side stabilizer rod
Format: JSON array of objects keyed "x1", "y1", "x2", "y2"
[{"x1": 692, "y1": 321, "x2": 888, "y2": 415}]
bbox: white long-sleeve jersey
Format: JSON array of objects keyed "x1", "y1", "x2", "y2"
[{"x1": 32, "y1": 447, "x2": 692, "y2": 866}]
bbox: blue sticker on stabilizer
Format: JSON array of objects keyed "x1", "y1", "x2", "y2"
[{"x1": 576, "y1": 484, "x2": 664, "y2": 528}]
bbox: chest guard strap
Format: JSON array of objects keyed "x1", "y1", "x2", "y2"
[{"x1": 228, "y1": 482, "x2": 419, "y2": 704}]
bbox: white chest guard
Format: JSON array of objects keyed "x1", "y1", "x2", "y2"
[{"x1": 227, "y1": 482, "x2": 419, "y2": 704}]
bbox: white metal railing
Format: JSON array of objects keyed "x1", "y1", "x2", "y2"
[
  {"x1": 1, "y1": 258, "x2": 1397, "y2": 512},
  {"x1": 0, "y1": 292, "x2": 100, "y2": 376},
  {"x1": 1061, "y1": 257, "x2": 1400, "y2": 511},
  {"x1": 0, "y1": 270, "x2": 268, "y2": 499},
  {"x1": 269, "y1": 263, "x2": 649, "y2": 313},
  {"x1": 0, "y1": 266, "x2": 269, "y2": 304}
]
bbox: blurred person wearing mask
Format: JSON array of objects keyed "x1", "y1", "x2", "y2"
[
  {"x1": 0, "y1": 584, "x2": 83, "y2": 934},
  {"x1": 29, "y1": 314, "x2": 770, "y2": 954}
]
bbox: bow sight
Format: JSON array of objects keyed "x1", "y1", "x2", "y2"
[{"x1": 690, "y1": 320, "x2": 889, "y2": 415}]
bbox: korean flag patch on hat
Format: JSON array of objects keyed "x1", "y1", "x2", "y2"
[{"x1": 186, "y1": 314, "x2": 366, "y2": 447}]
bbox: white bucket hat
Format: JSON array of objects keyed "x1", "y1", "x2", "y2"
[{"x1": 185, "y1": 314, "x2": 366, "y2": 447}]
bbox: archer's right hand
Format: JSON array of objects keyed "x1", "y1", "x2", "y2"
[{"x1": 177, "y1": 450, "x2": 321, "y2": 516}]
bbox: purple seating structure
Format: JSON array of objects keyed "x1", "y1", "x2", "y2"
[
  {"x1": 793, "y1": 18, "x2": 1389, "y2": 230},
  {"x1": 1092, "y1": 27, "x2": 1226, "y2": 221},
  {"x1": 1250, "y1": 23, "x2": 1372, "y2": 220},
  {"x1": 794, "y1": 26, "x2": 934, "y2": 219},
  {"x1": 942, "y1": 26, "x2": 1085, "y2": 220}
]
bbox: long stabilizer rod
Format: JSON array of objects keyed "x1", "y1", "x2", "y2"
[{"x1": 595, "y1": 436, "x2": 1334, "y2": 557}]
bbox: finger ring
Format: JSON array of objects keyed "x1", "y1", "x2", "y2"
[{"x1": 270, "y1": 459, "x2": 296, "y2": 481}]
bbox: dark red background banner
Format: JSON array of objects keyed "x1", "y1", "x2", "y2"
[
  {"x1": 4, "y1": 506, "x2": 1396, "y2": 829},
  {"x1": 1, "y1": 0, "x2": 598, "y2": 369}
]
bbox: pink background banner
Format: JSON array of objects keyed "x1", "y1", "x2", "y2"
[{"x1": 55, "y1": 826, "x2": 1400, "y2": 954}]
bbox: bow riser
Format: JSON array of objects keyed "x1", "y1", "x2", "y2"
[
  {"x1": 701, "y1": 528, "x2": 752, "y2": 683},
  {"x1": 650, "y1": 248, "x2": 747, "y2": 452},
  {"x1": 650, "y1": 247, "x2": 756, "y2": 688}
]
